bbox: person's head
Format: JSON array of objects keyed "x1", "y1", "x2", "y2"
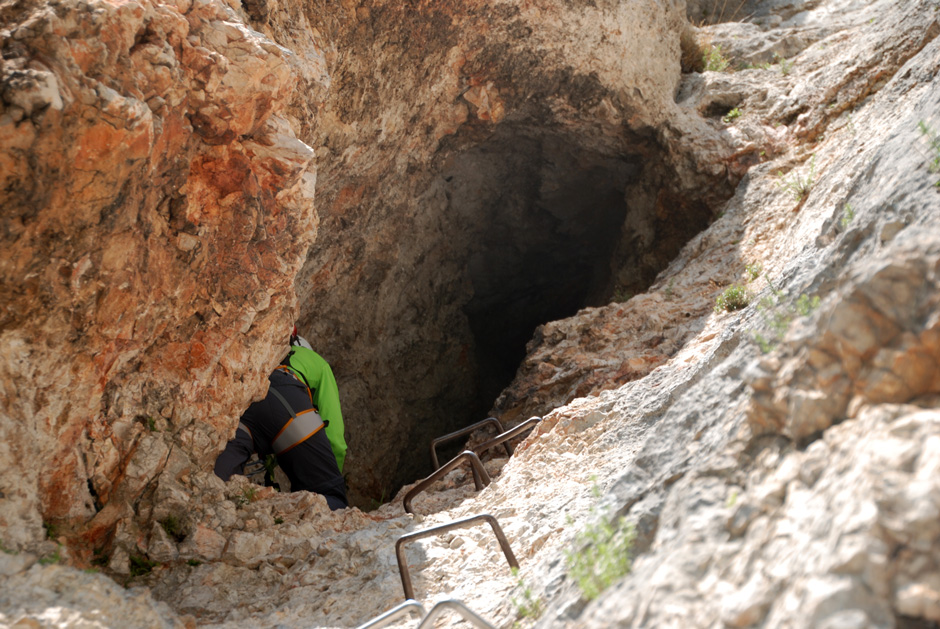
[{"x1": 289, "y1": 324, "x2": 313, "y2": 350}]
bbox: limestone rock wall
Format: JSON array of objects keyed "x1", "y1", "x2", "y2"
[
  {"x1": 0, "y1": 0, "x2": 318, "y2": 550},
  {"x1": 260, "y1": 0, "x2": 746, "y2": 503},
  {"x1": 4, "y1": 0, "x2": 940, "y2": 628}
]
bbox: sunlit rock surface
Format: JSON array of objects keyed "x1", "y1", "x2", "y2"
[{"x1": 2, "y1": 0, "x2": 940, "y2": 627}]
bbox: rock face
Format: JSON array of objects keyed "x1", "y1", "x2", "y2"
[
  {"x1": 3, "y1": 0, "x2": 940, "y2": 628},
  {"x1": 0, "y1": 0, "x2": 318, "y2": 550},
  {"x1": 263, "y1": 0, "x2": 749, "y2": 502}
]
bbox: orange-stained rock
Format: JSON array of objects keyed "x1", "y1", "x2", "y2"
[{"x1": 0, "y1": 0, "x2": 319, "y2": 552}]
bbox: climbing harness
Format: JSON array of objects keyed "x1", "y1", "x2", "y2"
[{"x1": 269, "y1": 386, "x2": 326, "y2": 455}]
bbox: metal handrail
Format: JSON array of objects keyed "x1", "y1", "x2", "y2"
[
  {"x1": 355, "y1": 599, "x2": 426, "y2": 629},
  {"x1": 416, "y1": 600, "x2": 495, "y2": 629},
  {"x1": 430, "y1": 417, "x2": 511, "y2": 470},
  {"x1": 472, "y1": 417, "x2": 542, "y2": 458},
  {"x1": 395, "y1": 514, "x2": 519, "y2": 600},
  {"x1": 403, "y1": 451, "x2": 491, "y2": 515}
]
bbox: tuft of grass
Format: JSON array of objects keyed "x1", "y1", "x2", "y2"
[
  {"x1": 274, "y1": 517, "x2": 284, "y2": 525},
  {"x1": 715, "y1": 285, "x2": 750, "y2": 313},
  {"x1": 722, "y1": 107, "x2": 742, "y2": 123},
  {"x1": 795, "y1": 294, "x2": 821, "y2": 317},
  {"x1": 699, "y1": 0, "x2": 749, "y2": 24},
  {"x1": 39, "y1": 545, "x2": 62, "y2": 566},
  {"x1": 774, "y1": 53, "x2": 793, "y2": 76},
  {"x1": 187, "y1": 559, "x2": 202, "y2": 567},
  {"x1": 777, "y1": 154, "x2": 817, "y2": 202},
  {"x1": 510, "y1": 568, "x2": 545, "y2": 620},
  {"x1": 43, "y1": 522, "x2": 58, "y2": 541},
  {"x1": 745, "y1": 263, "x2": 763, "y2": 282},
  {"x1": 565, "y1": 515, "x2": 636, "y2": 601},
  {"x1": 751, "y1": 275, "x2": 821, "y2": 353},
  {"x1": 160, "y1": 515, "x2": 184, "y2": 542},
  {"x1": 918, "y1": 120, "x2": 940, "y2": 187},
  {"x1": 726, "y1": 489, "x2": 739, "y2": 508},
  {"x1": 703, "y1": 44, "x2": 731, "y2": 72},
  {"x1": 238, "y1": 485, "x2": 257, "y2": 506},
  {"x1": 839, "y1": 203, "x2": 855, "y2": 230},
  {"x1": 680, "y1": 23, "x2": 705, "y2": 73},
  {"x1": 129, "y1": 555, "x2": 158, "y2": 577},
  {"x1": 664, "y1": 278, "x2": 676, "y2": 300},
  {"x1": 613, "y1": 287, "x2": 634, "y2": 303},
  {"x1": 0, "y1": 541, "x2": 18, "y2": 555},
  {"x1": 146, "y1": 416, "x2": 157, "y2": 432}
]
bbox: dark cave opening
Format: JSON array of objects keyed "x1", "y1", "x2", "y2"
[{"x1": 442, "y1": 126, "x2": 641, "y2": 415}]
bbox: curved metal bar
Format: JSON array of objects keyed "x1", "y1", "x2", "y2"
[
  {"x1": 416, "y1": 600, "x2": 495, "y2": 629},
  {"x1": 395, "y1": 514, "x2": 519, "y2": 600},
  {"x1": 430, "y1": 417, "x2": 510, "y2": 470},
  {"x1": 356, "y1": 599, "x2": 426, "y2": 629},
  {"x1": 403, "y1": 451, "x2": 491, "y2": 515},
  {"x1": 472, "y1": 417, "x2": 542, "y2": 458}
]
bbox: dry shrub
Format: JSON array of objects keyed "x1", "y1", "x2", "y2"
[{"x1": 680, "y1": 22, "x2": 705, "y2": 73}]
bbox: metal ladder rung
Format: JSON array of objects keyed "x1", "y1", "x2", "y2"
[
  {"x1": 430, "y1": 417, "x2": 510, "y2": 470},
  {"x1": 355, "y1": 599, "x2": 426, "y2": 629},
  {"x1": 403, "y1": 450, "x2": 491, "y2": 515},
  {"x1": 396, "y1": 514, "x2": 519, "y2": 600}
]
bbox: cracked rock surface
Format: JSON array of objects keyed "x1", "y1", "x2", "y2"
[{"x1": 2, "y1": 0, "x2": 940, "y2": 627}]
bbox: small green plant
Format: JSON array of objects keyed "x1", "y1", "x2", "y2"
[
  {"x1": 722, "y1": 107, "x2": 742, "y2": 123},
  {"x1": 703, "y1": 44, "x2": 731, "y2": 72},
  {"x1": 745, "y1": 263, "x2": 763, "y2": 282},
  {"x1": 129, "y1": 554, "x2": 158, "y2": 577},
  {"x1": 39, "y1": 545, "x2": 62, "y2": 566},
  {"x1": 715, "y1": 285, "x2": 750, "y2": 313},
  {"x1": 187, "y1": 559, "x2": 202, "y2": 567},
  {"x1": 160, "y1": 515, "x2": 184, "y2": 542},
  {"x1": 918, "y1": 120, "x2": 940, "y2": 187},
  {"x1": 795, "y1": 294, "x2": 821, "y2": 316},
  {"x1": 43, "y1": 522, "x2": 58, "y2": 541},
  {"x1": 238, "y1": 485, "x2": 257, "y2": 506},
  {"x1": 664, "y1": 278, "x2": 676, "y2": 300},
  {"x1": 726, "y1": 489, "x2": 739, "y2": 508},
  {"x1": 91, "y1": 549, "x2": 109, "y2": 567},
  {"x1": 146, "y1": 416, "x2": 157, "y2": 432},
  {"x1": 751, "y1": 275, "x2": 821, "y2": 353},
  {"x1": 774, "y1": 52, "x2": 793, "y2": 76},
  {"x1": 777, "y1": 154, "x2": 817, "y2": 202},
  {"x1": 613, "y1": 287, "x2": 634, "y2": 303},
  {"x1": 0, "y1": 541, "x2": 18, "y2": 555},
  {"x1": 740, "y1": 61, "x2": 772, "y2": 70},
  {"x1": 274, "y1": 517, "x2": 284, "y2": 525},
  {"x1": 84, "y1": 567, "x2": 100, "y2": 574},
  {"x1": 510, "y1": 568, "x2": 545, "y2": 620},
  {"x1": 565, "y1": 514, "x2": 636, "y2": 601},
  {"x1": 840, "y1": 203, "x2": 855, "y2": 230}
]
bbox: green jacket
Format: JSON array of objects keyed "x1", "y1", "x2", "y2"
[{"x1": 284, "y1": 347, "x2": 347, "y2": 472}]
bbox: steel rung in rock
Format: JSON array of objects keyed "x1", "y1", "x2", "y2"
[
  {"x1": 416, "y1": 599, "x2": 495, "y2": 629},
  {"x1": 472, "y1": 416, "x2": 542, "y2": 458},
  {"x1": 396, "y1": 514, "x2": 519, "y2": 600},
  {"x1": 355, "y1": 599, "x2": 426, "y2": 629},
  {"x1": 430, "y1": 417, "x2": 511, "y2": 470},
  {"x1": 403, "y1": 450, "x2": 491, "y2": 514}
]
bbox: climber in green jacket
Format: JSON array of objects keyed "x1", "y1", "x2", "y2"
[{"x1": 285, "y1": 328, "x2": 348, "y2": 472}]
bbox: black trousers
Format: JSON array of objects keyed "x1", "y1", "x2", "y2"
[{"x1": 214, "y1": 370, "x2": 348, "y2": 510}]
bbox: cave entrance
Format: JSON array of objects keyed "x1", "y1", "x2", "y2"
[{"x1": 441, "y1": 126, "x2": 641, "y2": 416}]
